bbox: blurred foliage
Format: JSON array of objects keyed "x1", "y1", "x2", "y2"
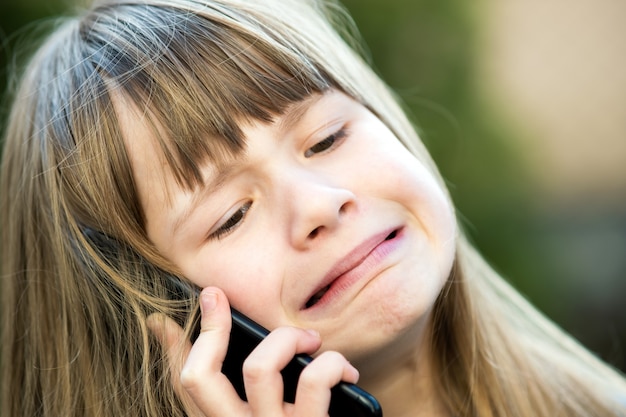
[
  {"x1": 1, "y1": 0, "x2": 624, "y2": 369},
  {"x1": 0, "y1": 0, "x2": 69, "y2": 133}
]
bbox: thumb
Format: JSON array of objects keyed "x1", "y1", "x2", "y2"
[{"x1": 177, "y1": 287, "x2": 246, "y2": 415}]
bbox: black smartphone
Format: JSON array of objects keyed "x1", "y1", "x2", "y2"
[{"x1": 209, "y1": 308, "x2": 383, "y2": 417}]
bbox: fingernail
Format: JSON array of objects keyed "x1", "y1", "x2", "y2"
[
  {"x1": 349, "y1": 363, "x2": 360, "y2": 381},
  {"x1": 200, "y1": 291, "x2": 218, "y2": 314}
]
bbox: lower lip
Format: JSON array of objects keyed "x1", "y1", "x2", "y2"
[{"x1": 307, "y1": 228, "x2": 404, "y2": 310}]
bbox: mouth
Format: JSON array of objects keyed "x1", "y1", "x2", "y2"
[
  {"x1": 305, "y1": 284, "x2": 331, "y2": 309},
  {"x1": 304, "y1": 228, "x2": 400, "y2": 309}
]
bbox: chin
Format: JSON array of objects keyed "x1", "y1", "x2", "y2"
[
  {"x1": 324, "y1": 290, "x2": 436, "y2": 368},
  {"x1": 348, "y1": 306, "x2": 434, "y2": 379},
  {"x1": 317, "y1": 258, "x2": 449, "y2": 360}
]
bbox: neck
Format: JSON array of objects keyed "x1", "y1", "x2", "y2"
[{"x1": 356, "y1": 319, "x2": 451, "y2": 417}]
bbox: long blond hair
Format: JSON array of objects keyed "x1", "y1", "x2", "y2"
[{"x1": 1, "y1": 0, "x2": 625, "y2": 416}]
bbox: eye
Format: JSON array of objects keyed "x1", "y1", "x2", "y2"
[
  {"x1": 304, "y1": 128, "x2": 347, "y2": 158},
  {"x1": 209, "y1": 201, "x2": 252, "y2": 240}
]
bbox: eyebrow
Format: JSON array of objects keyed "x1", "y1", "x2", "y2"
[{"x1": 276, "y1": 93, "x2": 324, "y2": 135}]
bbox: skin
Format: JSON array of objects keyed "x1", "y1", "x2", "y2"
[{"x1": 124, "y1": 90, "x2": 457, "y2": 416}]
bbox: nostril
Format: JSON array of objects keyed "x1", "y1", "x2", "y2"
[
  {"x1": 308, "y1": 226, "x2": 321, "y2": 239},
  {"x1": 339, "y1": 201, "x2": 351, "y2": 214}
]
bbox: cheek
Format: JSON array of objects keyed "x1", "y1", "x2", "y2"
[
  {"x1": 183, "y1": 243, "x2": 282, "y2": 313},
  {"x1": 367, "y1": 146, "x2": 454, "y2": 228},
  {"x1": 355, "y1": 133, "x2": 428, "y2": 192}
]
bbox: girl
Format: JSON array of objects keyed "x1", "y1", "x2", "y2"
[{"x1": 1, "y1": 0, "x2": 625, "y2": 416}]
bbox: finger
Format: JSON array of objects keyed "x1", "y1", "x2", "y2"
[
  {"x1": 292, "y1": 351, "x2": 360, "y2": 417},
  {"x1": 146, "y1": 313, "x2": 202, "y2": 415},
  {"x1": 180, "y1": 287, "x2": 248, "y2": 416},
  {"x1": 243, "y1": 327, "x2": 322, "y2": 416}
]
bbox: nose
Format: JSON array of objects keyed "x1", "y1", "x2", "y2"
[{"x1": 282, "y1": 172, "x2": 356, "y2": 249}]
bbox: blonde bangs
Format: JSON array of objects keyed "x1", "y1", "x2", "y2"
[{"x1": 84, "y1": 2, "x2": 333, "y2": 189}]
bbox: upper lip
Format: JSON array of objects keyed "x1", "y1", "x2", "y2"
[{"x1": 302, "y1": 227, "x2": 399, "y2": 309}]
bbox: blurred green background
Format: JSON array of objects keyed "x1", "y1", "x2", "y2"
[{"x1": 2, "y1": 0, "x2": 625, "y2": 371}]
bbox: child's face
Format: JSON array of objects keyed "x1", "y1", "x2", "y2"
[{"x1": 123, "y1": 90, "x2": 456, "y2": 364}]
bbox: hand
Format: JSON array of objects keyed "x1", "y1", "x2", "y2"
[{"x1": 148, "y1": 287, "x2": 360, "y2": 417}]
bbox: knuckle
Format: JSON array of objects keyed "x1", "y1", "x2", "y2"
[
  {"x1": 297, "y1": 366, "x2": 321, "y2": 390},
  {"x1": 242, "y1": 356, "x2": 273, "y2": 383}
]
